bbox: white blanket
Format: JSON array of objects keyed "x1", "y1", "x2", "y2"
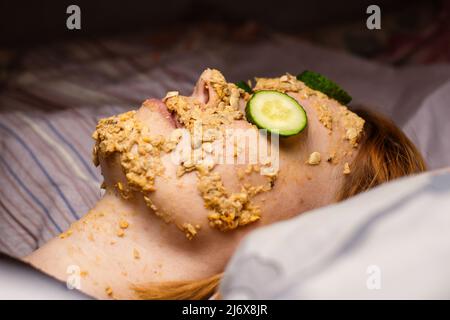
[{"x1": 221, "y1": 169, "x2": 450, "y2": 299}]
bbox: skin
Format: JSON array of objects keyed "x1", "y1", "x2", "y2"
[{"x1": 24, "y1": 70, "x2": 360, "y2": 299}]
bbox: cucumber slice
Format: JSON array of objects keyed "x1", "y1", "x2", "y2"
[
  {"x1": 245, "y1": 90, "x2": 307, "y2": 136},
  {"x1": 297, "y1": 70, "x2": 352, "y2": 105}
]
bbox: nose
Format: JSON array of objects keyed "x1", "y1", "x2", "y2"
[{"x1": 191, "y1": 69, "x2": 224, "y2": 107}]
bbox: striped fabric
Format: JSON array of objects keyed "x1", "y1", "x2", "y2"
[{"x1": 0, "y1": 34, "x2": 199, "y2": 257}]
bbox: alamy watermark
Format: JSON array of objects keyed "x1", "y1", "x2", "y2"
[
  {"x1": 366, "y1": 5, "x2": 381, "y2": 30},
  {"x1": 66, "y1": 5, "x2": 81, "y2": 30},
  {"x1": 366, "y1": 264, "x2": 382, "y2": 290},
  {"x1": 66, "y1": 264, "x2": 82, "y2": 290},
  {"x1": 169, "y1": 121, "x2": 280, "y2": 174},
  {"x1": 66, "y1": 5, "x2": 380, "y2": 31}
]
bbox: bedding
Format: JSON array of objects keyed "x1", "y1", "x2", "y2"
[
  {"x1": 220, "y1": 168, "x2": 450, "y2": 299},
  {"x1": 1, "y1": 25, "x2": 450, "y2": 259},
  {"x1": 0, "y1": 252, "x2": 90, "y2": 299}
]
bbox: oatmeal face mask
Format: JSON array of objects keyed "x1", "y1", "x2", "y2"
[{"x1": 92, "y1": 69, "x2": 364, "y2": 239}]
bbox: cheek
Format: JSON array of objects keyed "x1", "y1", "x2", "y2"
[
  {"x1": 254, "y1": 158, "x2": 340, "y2": 225},
  {"x1": 254, "y1": 168, "x2": 309, "y2": 224}
]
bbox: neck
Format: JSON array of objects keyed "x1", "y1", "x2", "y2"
[{"x1": 24, "y1": 191, "x2": 232, "y2": 299}]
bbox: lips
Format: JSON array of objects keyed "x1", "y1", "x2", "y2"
[{"x1": 147, "y1": 98, "x2": 182, "y2": 128}]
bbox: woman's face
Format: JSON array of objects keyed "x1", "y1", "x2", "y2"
[{"x1": 95, "y1": 69, "x2": 364, "y2": 251}]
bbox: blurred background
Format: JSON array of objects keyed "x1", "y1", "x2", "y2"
[{"x1": 1, "y1": 0, "x2": 449, "y2": 75}]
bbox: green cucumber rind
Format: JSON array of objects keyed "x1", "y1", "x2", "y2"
[
  {"x1": 297, "y1": 70, "x2": 352, "y2": 105},
  {"x1": 245, "y1": 90, "x2": 308, "y2": 137},
  {"x1": 236, "y1": 81, "x2": 253, "y2": 94}
]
